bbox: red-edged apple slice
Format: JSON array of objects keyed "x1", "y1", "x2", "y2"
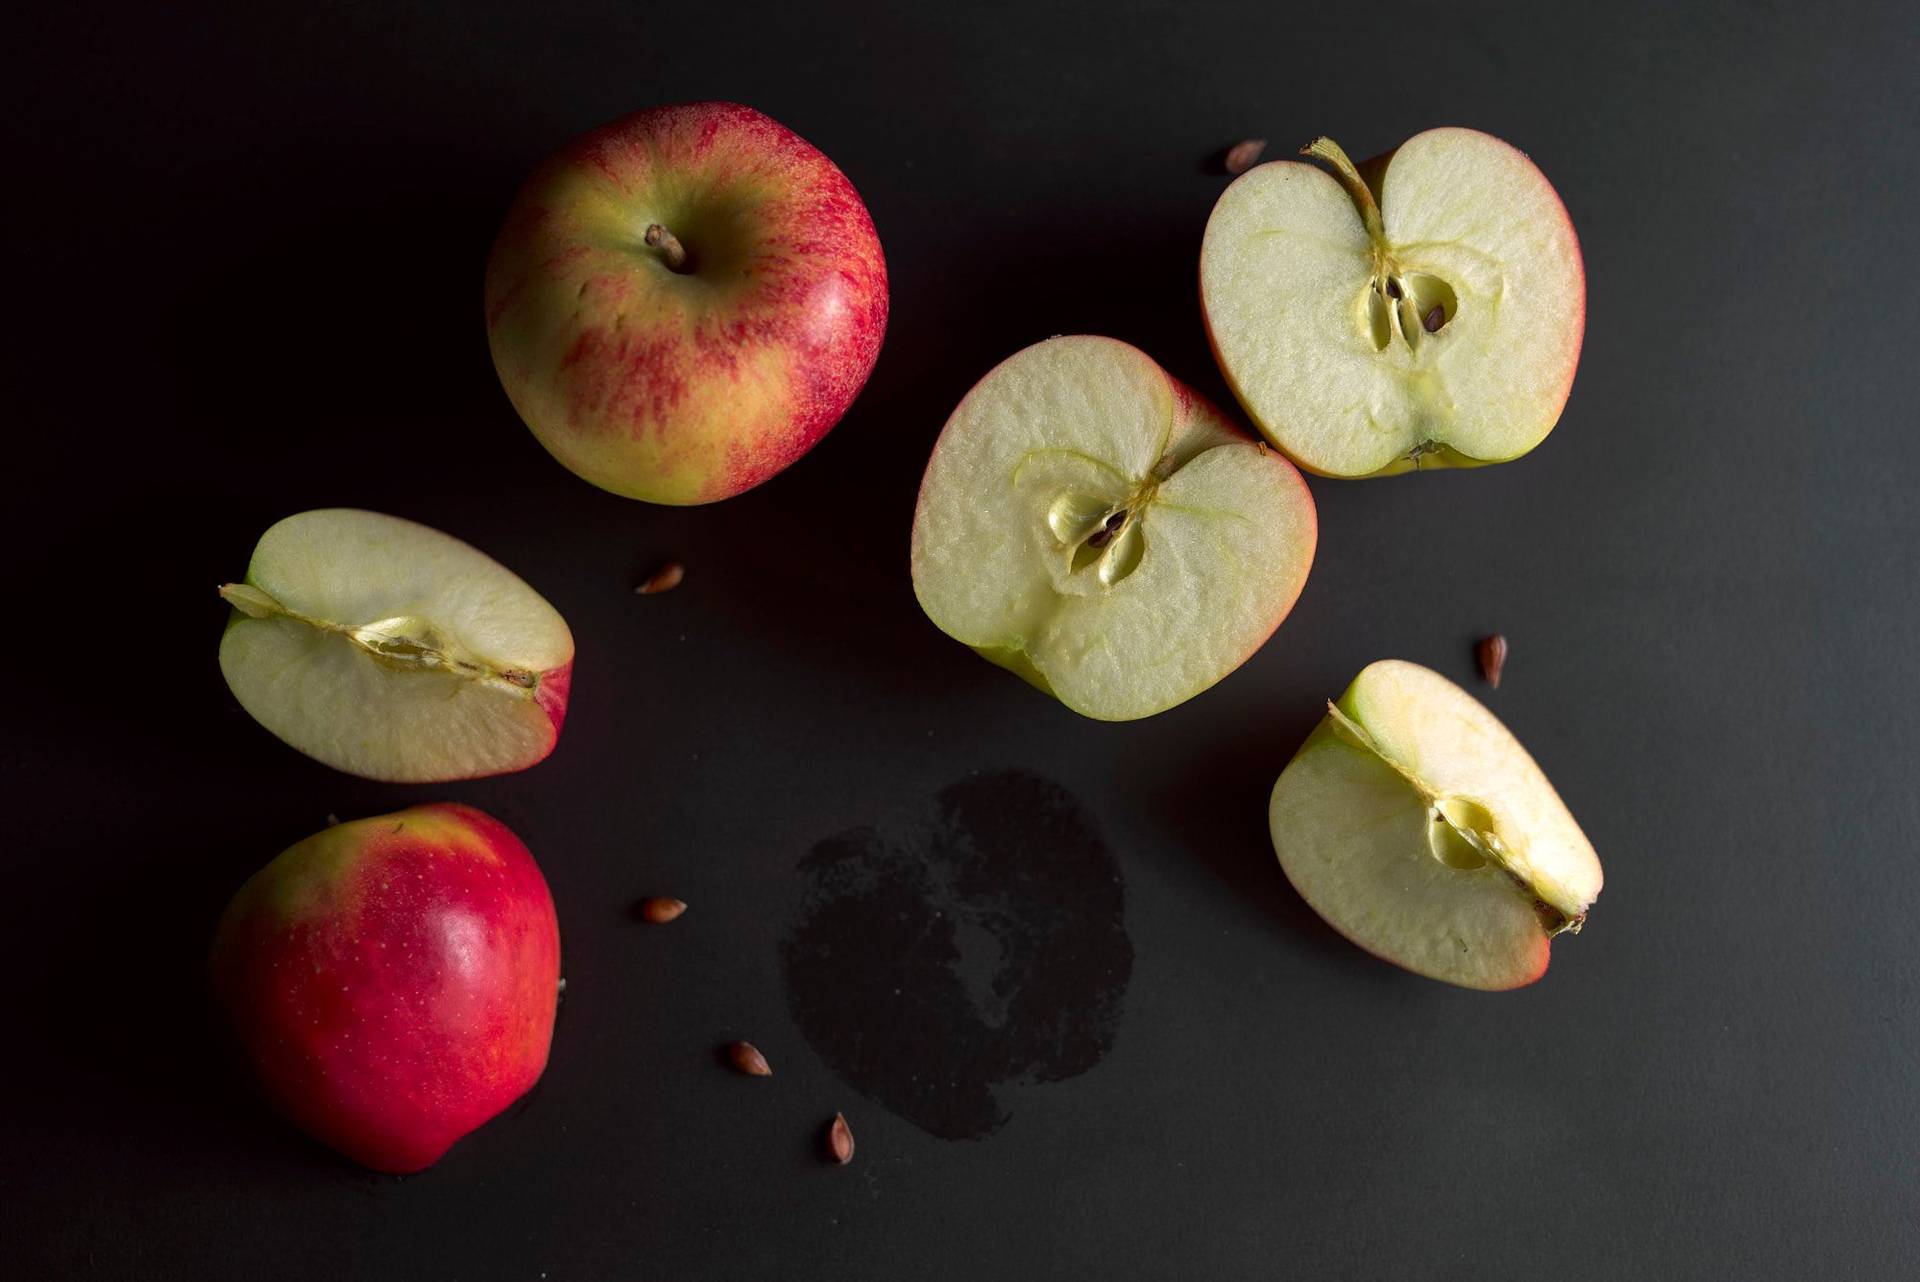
[
  {"x1": 911, "y1": 336, "x2": 1316, "y2": 720},
  {"x1": 217, "y1": 509, "x2": 573, "y2": 782},
  {"x1": 1270, "y1": 660, "x2": 1601, "y2": 989},
  {"x1": 1201, "y1": 129, "x2": 1584, "y2": 477}
]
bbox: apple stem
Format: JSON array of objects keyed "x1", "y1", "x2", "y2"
[
  {"x1": 1300, "y1": 137, "x2": 1387, "y2": 258},
  {"x1": 644, "y1": 224, "x2": 690, "y2": 272}
]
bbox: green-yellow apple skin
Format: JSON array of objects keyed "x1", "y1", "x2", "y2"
[{"x1": 485, "y1": 102, "x2": 889, "y2": 504}]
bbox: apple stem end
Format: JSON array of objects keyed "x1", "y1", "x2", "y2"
[{"x1": 643, "y1": 223, "x2": 690, "y2": 272}]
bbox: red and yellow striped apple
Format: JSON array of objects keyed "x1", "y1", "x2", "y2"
[
  {"x1": 485, "y1": 101, "x2": 888, "y2": 504},
  {"x1": 210, "y1": 804, "x2": 562, "y2": 1173}
]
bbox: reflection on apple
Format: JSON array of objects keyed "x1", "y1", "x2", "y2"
[
  {"x1": 911, "y1": 336, "x2": 1316, "y2": 720},
  {"x1": 1270, "y1": 660, "x2": 1602, "y2": 989},
  {"x1": 1202, "y1": 129, "x2": 1584, "y2": 477}
]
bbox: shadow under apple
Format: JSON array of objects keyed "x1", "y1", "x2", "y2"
[
  {"x1": 1137, "y1": 703, "x2": 1367, "y2": 967},
  {"x1": 24, "y1": 829, "x2": 339, "y2": 1177}
]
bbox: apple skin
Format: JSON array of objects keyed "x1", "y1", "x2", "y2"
[
  {"x1": 211, "y1": 804, "x2": 561, "y2": 1173},
  {"x1": 485, "y1": 101, "x2": 889, "y2": 504}
]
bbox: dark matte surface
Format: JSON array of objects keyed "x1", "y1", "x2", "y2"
[{"x1": 6, "y1": 2, "x2": 1917, "y2": 1277}]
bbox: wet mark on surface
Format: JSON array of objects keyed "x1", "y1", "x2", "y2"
[{"x1": 782, "y1": 770, "x2": 1132, "y2": 1140}]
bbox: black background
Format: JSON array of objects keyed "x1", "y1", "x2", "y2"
[{"x1": 7, "y1": 2, "x2": 1918, "y2": 1278}]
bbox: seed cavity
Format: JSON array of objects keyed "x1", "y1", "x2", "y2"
[
  {"x1": 1052, "y1": 493, "x2": 1146, "y2": 585},
  {"x1": 1358, "y1": 271, "x2": 1459, "y2": 351},
  {"x1": 1366, "y1": 286, "x2": 1392, "y2": 351},
  {"x1": 1048, "y1": 492, "x2": 1112, "y2": 546},
  {"x1": 1426, "y1": 797, "x2": 1500, "y2": 870}
]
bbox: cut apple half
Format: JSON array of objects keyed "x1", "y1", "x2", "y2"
[
  {"x1": 1201, "y1": 128, "x2": 1584, "y2": 477},
  {"x1": 1270, "y1": 660, "x2": 1601, "y2": 989},
  {"x1": 217, "y1": 509, "x2": 573, "y2": 782},
  {"x1": 911, "y1": 336, "x2": 1316, "y2": 720}
]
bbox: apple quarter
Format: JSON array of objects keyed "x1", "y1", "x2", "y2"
[
  {"x1": 217, "y1": 509, "x2": 573, "y2": 783},
  {"x1": 1270, "y1": 660, "x2": 1602, "y2": 989},
  {"x1": 911, "y1": 336, "x2": 1316, "y2": 720}
]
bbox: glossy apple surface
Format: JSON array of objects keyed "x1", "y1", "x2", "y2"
[
  {"x1": 210, "y1": 804, "x2": 562, "y2": 1173},
  {"x1": 911, "y1": 336, "x2": 1316, "y2": 720},
  {"x1": 1269, "y1": 660, "x2": 1602, "y2": 989},
  {"x1": 1202, "y1": 129, "x2": 1584, "y2": 477},
  {"x1": 486, "y1": 101, "x2": 888, "y2": 504},
  {"x1": 217, "y1": 509, "x2": 573, "y2": 783}
]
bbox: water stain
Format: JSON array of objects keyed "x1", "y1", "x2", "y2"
[{"x1": 781, "y1": 770, "x2": 1132, "y2": 1140}]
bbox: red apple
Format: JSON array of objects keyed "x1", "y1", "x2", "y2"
[
  {"x1": 485, "y1": 101, "x2": 889, "y2": 504},
  {"x1": 211, "y1": 804, "x2": 561, "y2": 1173}
]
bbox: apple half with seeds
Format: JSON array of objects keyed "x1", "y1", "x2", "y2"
[
  {"x1": 1270, "y1": 660, "x2": 1601, "y2": 989},
  {"x1": 1202, "y1": 129, "x2": 1584, "y2": 477},
  {"x1": 911, "y1": 335, "x2": 1316, "y2": 720},
  {"x1": 216, "y1": 510, "x2": 573, "y2": 782}
]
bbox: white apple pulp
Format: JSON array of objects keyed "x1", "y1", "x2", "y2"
[
  {"x1": 1202, "y1": 129, "x2": 1585, "y2": 477},
  {"x1": 911, "y1": 336, "x2": 1316, "y2": 720},
  {"x1": 217, "y1": 510, "x2": 573, "y2": 782},
  {"x1": 1270, "y1": 660, "x2": 1602, "y2": 989}
]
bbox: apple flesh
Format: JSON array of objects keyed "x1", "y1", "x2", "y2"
[
  {"x1": 210, "y1": 804, "x2": 561, "y2": 1173},
  {"x1": 1269, "y1": 660, "x2": 1602, "y2": 989},
  {"x1": 911, "y1": 336, "x2": 1317, "y2": 720},
  {"x1": 1201, "y1": 129, "x2": 1584, "y2": 477},
  {"x1": 485, "y1": 101, "x2": 889, "y2": 504},
  {"x1": 217, "y1": 509, "x2": 573, "y2": 783}
]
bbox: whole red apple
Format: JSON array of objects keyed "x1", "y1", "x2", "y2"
[
  {"x1": 485, "y1": 101, "x2": 889, "y2": 504},
  {"x1": 211, "y1": 804, "x2": 561, "y2": 1173}
]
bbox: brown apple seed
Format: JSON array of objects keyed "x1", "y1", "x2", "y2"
[
  {"x1": 639, "y1": 896, "x2": 687, "y2": 923},
  {"x1": 728, "y1": 1041, "x2": 773, "y2": 1077},
  {"x1": 1224, "y1": 138, "x2": 1268, "y2": 174},
  {"x1": 636, "y1": 562, "x2": 685, "y2": 594},
  {"x1": 826, "y1": 1112, "x2": 855, "y2": 1165},
  {"x1": 1478, "y1": 634, "x2": 1509, "y2": 688}
]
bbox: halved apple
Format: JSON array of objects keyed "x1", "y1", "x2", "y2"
[
  {"x1": 216, "y1": 510, "x2": 573, "y2": 782},
  {"x1": 910, "y1": 336, "x2": 1316, "y2": 720},
  {"x1": 1270, "y1": 660, "x2": 1601, "y2": 989},
  {"x1": 1201, "y1": 129, "x2": 1584, "y2": 477}
]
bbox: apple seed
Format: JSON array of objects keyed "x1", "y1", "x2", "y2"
[
  {"x1": 825, "y1": 1112, "x2": 855, "y2": 1165},
  {"x1": 639, "y1": 896, "x2": 687, "y2": 923},
  {"x1": 1223, "y1": 138, "x2": 1267, "y2": 175},
  {"x1": 728, "y1": 1041, "x2": 773, "y2": 1077},
  {"x1": 636, "y1": 562, "x2": 685, "y2": 595},
  {"x1": 1477, "y1": 634, "x2": 1508, "y2": 688}
]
